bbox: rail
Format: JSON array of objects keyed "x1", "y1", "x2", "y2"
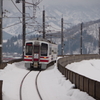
[
  {"x1": 19, "y1": 71, "x2": 42, "y2": 100},
  {"x1": 58, "y1": 54, "x2": 100, "y2": 100}
]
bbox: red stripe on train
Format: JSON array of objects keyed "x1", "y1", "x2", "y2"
[
  {"x1": 40, "y1": 60, "x2": 49, "y2": 62},
  {"x1": 24, "y1": 59, "x2": 49, "y2": 62},
  {"x1": 24, "y1": 59, "x2": 32, "y2": 61},
  {"x1": 34, "y1": 59, "x2": 39, "y2": 61},
  {"x1": 40, "y1": 57, "x2": 49, "y2": 58}
]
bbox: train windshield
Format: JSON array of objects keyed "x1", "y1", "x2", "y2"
[
  {"x1": 41, "y1": 43, "x2": 48, "y2": 56},
  {"x1": 25, "y1": 43, "x2": 32, "y2": 55}
]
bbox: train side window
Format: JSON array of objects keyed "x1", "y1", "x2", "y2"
[
  {"x1": 41, "y1": 43, "x2": 48, "y2": 56},
  {"x1": 26, "y1": 43, "x2": 32, "y2": 55}
]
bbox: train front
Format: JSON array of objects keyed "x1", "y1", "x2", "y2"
[{"x1": 24, "y1": 40, "x2": 49, "y2": 70}]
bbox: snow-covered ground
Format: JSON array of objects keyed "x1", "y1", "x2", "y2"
[
  {"x1": 0, "y1": 59, "x2": 96, "y2": 100},
  {"x1": 66, "y1": 59, "x2": 100, "y2": 82}
]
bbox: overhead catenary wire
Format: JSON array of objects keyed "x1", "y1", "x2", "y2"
[
  {"x1": 2, "y1": 21, "x2": 22, "y2": 29},
  {"x1": 3, "y1": 0, "x2": 52, "y2": 37},
  {"x1": 49, "y1": 25, "x2": 61, "y2": 31},
  {"x1": 11, "y1": 0, "x2": 31, "y2": 17},
  {"x1": 2, "y1": 18, "x2": 31, "y2": 29},
  {"x1": 11, "y1": 0, "x2": 22, "y2": 14},
  {"x1": 2, "y1": 0, "x2": 33, "y2": 30},
  {"x1": 26, "y1": 30, "x2": 37, "y2": 34}
]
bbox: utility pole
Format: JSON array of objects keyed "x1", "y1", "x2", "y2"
[
  {"x1": 99, "y1": 27, "x2": 100, "y2": 54},
  {"x1": 0, "y1": 0, "x2": 3, "y2": 64},
  {"x1": 61, "y1": 17, "x2": 64, "y2": 55},
  {"x1": 80, "y1": 22, "x2": 83, "y2": 55},
  {"x1": 43, "y1": 10, "x2": 45, "y2": 39},
  {"x1": 22, "y1": 0, "x2": 26, "y2": 58},
  {"x1": 16, "y1": 0, "x2": 26, "y2": 59}
]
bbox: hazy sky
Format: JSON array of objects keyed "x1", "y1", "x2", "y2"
[
  {"x1": 2, "y1": 0, "x2": 100, "y2": 28},
  {"x1": 3, "y1": 0, "x2": 100, "y2": 18},
  {"x1": 40, "y1": 0, "x2": 100, "y2": 6},
  {"x1": 3, "y1": 0, "x2": 100, "y2": 6}
]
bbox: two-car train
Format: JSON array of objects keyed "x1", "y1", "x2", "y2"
[{"x1": 24, "y1": 38, "x2": 58, "y2": 70}]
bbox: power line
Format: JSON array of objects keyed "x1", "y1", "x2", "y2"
[
  {"x1": 2, "y1": 21, "x2": 22, "y2": 29},
  {"x1": 11, "y1": 0, "x2": 22, "y2": 14},
  {"x1": 49, "y1": 25, "x2": 61, "y2": 31},
  {"x1": 26, "y1": 30, "x2": 37, "y2": 34},
  {"x1": 11, "y1": 0, "x2": 31, "y2": 17},
  {"x1": 3, "y1": 0, "x2": 43, "y2": 36},
  {"x1": 3, "y1": 18, "x2": 31, "y2": 29}
]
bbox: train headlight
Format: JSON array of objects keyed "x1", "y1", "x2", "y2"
[
  {"x1": 26, "y1": 56, "x2": 29, "y2": 58},
  {"x1": 44, "y1": 57, "x2": 47, "y2": 59}
]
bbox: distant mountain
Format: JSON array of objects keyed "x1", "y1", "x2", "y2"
[
  {"x1": 3, "y1": 34, "x2": 22, "y2": 54},
  {"x1": 3, "y1": 2, "x2": 100, "y2": 39},
  {"x1": 3, "y1": 31, "x2": 12, "y2": 40},
  {"x1": 52, "y1": 19, "x2": 100, "y2": 55},
  {"x1": 2, "y1": 1, "x2": 100, "y2": 55},
  {"x1": 3, "y1": 19, "x2": 100, "y2": 55},
  {"x1": 41, "y1": 5, "x2": 100, "y2": 26}
]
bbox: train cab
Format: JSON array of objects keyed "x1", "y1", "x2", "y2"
[{"x1": 24, "y1": 39, "x2": 57, "y2": 70}]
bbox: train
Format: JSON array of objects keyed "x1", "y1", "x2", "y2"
[{"x1": 24, "y1": 38, "x2": 58, "y2": 70}]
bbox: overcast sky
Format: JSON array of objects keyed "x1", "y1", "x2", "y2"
[
  {"x1": 3, "y1": 0, "x2": 100, "y2": 18},
  {"x1": 40, "y1": 0, "x2": 100, "y2": 6},
  {"x1": 3, "y1": 0, "x2": 100, "y2": 6},
  {"x1": 2, "y1": 0, "x2": 100, "y2": 27}
]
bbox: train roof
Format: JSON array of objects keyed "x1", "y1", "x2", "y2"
[{"x1": 26, "y1": 38, "x2": 56, "y2": 44}]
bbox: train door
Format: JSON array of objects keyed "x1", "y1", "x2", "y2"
[{"x1": 33, "y1": 45, "x2": 40, "y2": 68}]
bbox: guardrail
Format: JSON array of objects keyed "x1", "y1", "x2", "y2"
[
  {"x1": 0, "y1": 58, "x2": 23, "y2": 69},
  {"x1": 58, "y1": 54, "x2": 100, "y2": 100}
]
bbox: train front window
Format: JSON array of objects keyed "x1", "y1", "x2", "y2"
[
  {"x1": 41, "y1": 43, "x2": 48, "y2": 56},
  {"x1": 26, "y1": 43, "x2": 32, "y2": 55}
]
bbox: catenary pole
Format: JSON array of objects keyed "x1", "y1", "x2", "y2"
[
  {"x1": 43, "y1": 10, "x2": 45, "y2": 39},
  {"x1": 22, "y1": 0, "x2": 26, "y2": 59},
  {"x1": 99, "y1": 27, "x2": 100, "y2": 54},
  {"x1": 0, "y1": 0, "x2": 3, "y2": 63},
  {"x1": 80, "y1": 22, "x2": 83, "y2": 55},
  {"x1": 61, "y1": 17, "x2": 64, "y2": 55}
]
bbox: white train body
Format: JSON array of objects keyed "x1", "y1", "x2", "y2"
[{"x1": 24, "y1": 39, "x2": 58, "y2": 70}]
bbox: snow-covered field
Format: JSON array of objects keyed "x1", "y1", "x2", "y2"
[{"x1": 0, "y1": 59, "x2": 96, "y2": 100}]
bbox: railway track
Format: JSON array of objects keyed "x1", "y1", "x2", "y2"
[
  {"x1": 19, "y1": 71, "x2": 42, "y2": 100},
  {"x1": 35, "y1": 71, "x2": 43, "y2": 100}
]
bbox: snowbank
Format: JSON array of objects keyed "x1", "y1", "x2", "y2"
[
  {"x1": 0, "y1": 61, "x2": 95, "y2": 100},
  {"x1": 66, "y1": 59, "x2": 100, "y2": 82}
]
